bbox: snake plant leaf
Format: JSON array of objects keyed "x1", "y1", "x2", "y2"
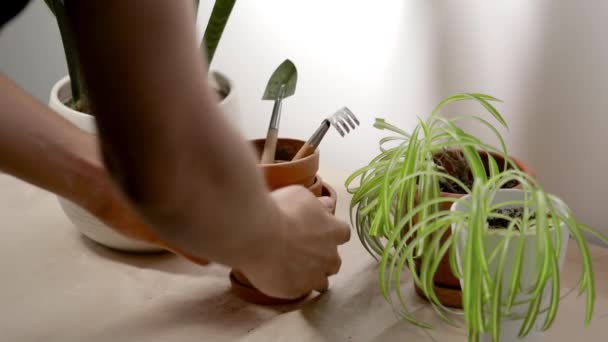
[
  {"x1": 43, "y1": 0, "x2": 56, "y2": 14},
  {"x1": 262, "y1": 59, "x2": 298, "y2": 100},
  {"x1": 202, "y1": 0, "x2": 237, "y2": 64},
  {"x1": 43, "y1": 0, "x2": 86, "y2": 106}
]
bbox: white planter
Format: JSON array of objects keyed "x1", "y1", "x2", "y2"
[
  {"x1": 48, "y1": 73, "x2": 239, "y2": 252},
  {"x1": 451, "y1": 189, "x2": 570, "y2": 342}
]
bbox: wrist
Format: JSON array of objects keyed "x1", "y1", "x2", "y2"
[{"x1": 232, "y1": 195, "x2": 288, "y2": 272}]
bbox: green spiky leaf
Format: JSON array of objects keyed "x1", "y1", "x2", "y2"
[
  {"x1": 202, "y1": 0, "x2": 237, "y2": 64},
  {"x1": 344, "y1": 93, "x2": 608, "y2": 340}
]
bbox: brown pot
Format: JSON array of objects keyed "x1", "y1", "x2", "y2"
[
  {"x1": 307, "y1": 175, "x2": 323, "y2": 197},
  {"x1": 251, "y1": 138, "x2": 320, "y2": 190},
  {"x1": 413, "y1": 149, "x2": 534, "y2": 308},
  {"x1": 229, "y1": 138, "x2": 333, "y2": 305},
  {"x1": 230, "y1": 183, "x2": 338, "y2": 305}
]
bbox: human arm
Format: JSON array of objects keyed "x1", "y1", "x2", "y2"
[
  {"x1": 0, "y1": 74, "x2": 160, "y2": 242},
  {"x1": 64, "y1": 0, "x2": 350, "y2": 298},
  {"x1": 0, "y1": 74, "x2": 210, "y2": 263}
]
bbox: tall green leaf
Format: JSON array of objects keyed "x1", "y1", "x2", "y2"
[
  {"x1": 346, "y1": 93, "x2": 608, "y2": 339},
  {"x1": 202, "y1": 0, "x2": 237, "y2": 64},
  {"x1": 44, "y1": 0, "x2": 87, "y2": 108}
]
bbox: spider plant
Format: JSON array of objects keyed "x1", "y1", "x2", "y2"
[
  {"x1": 345, "y1": 93, "x2": 608, "y2": 341},
  {"x1": 43, "y1": 0, "x2": 237, "y2": 111},
  {"x1": 414, "y1": 171, "x2": 606, "y2": 341},
  {"x1": 345, "y1": 93, "x2": 514, "y2": 260}
]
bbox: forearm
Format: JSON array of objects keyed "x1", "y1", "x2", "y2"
[
  {"x1": 0, "y1": 74, "x2": 106, "y2": 211},
  {"x1": 65, "y1": 0, "x2": 282, "y2": 269},
  {"x1": 0, "y1": 74, "x2": 171, "y2": 246}
]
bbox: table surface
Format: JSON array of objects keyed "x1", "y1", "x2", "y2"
[{"x1": 1, "y1": 170, "x2": 607, "y2": 342}]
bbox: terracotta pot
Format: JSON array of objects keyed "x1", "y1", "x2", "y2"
[
  {"x1": 413, "y1": 149, "x2": 534, "y2": 308},
  {"x1": 230, "y1": 182, "x2": 338, "y2": 305},
  {"x1": 229, "y1": 138, "x2": 328, "y2": 305},
  {"x1": 251, "y1": 138, "x2": 319, "y2": 190},
  {"x1": 307, "y1": 175, "x2": 323, "y2": 197}
]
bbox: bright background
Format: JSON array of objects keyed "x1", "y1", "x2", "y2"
[{"x1": 1, "y1": 0, "x2": 607, "y2": 240}]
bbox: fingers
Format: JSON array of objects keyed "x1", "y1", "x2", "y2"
[
  {"x1": 317, "y1": 196, "x2": 351, "y2": 244},
  {"x1": 312, "y1": 275, "x2": 329, "y2": 293},
  {"x1": 317, "y1": 196, "x2": 335, "y2": 213},
  {"x1": 313, "y1": 253, "x2": 341, "y2": 293},
  {"x1": 332, "y1": 218, "x2": 351, "y2": 244},
  {"x1": 327, "y1": 253, "x2": 342, "y2": 276}
]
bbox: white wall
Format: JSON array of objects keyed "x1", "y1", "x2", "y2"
[
  {"x1": 197, "y1": 0, "x2": 437, "y2": 173},
  {"x1": 200, "y1": 0, "x2": 608, "y2": 237},
  {"x1": 0, "y1": 2, "x2": 66, "y2": 101},
  {"x1": 425, "y1": 0, "x2": 608, "y2": 240},
  {"x1": 1, "y1": 1, "x2": 607, "y2": 238}
]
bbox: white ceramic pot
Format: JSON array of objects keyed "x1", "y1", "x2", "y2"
[
  {"x1": 451, "y1": 189, "x2": 570, "y2": 342},
  {"x1": 48, "y1": 72, "x2": 239, "y2": 252}
]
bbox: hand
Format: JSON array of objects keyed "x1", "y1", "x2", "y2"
[{"x1": 240, "y1": 185, "x2": 351, "y2": 299}]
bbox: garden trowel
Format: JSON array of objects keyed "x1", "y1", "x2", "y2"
[{"x1": 260, "y1": 59, "x2": 298, "y2": 164}]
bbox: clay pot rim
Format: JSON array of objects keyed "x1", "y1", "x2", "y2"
[
  {"x1": 229, "y1": 271, "x2": 310, "y2": 305},
  {"x1": 436, "y1": 149, "x2": 533, "y2": 199},
  {"x1": 308, "y1": 175, "x2": 323, "y2": 197},
  {"x1": 251, "y1": 138, "x2": 319, "y2": 168},
  {"x1": 322, "y1": 179, "x2": 338, "y2": 199}
]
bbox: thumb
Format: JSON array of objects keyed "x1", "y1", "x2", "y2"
[{"x1": 317, "y1": 196, "x2": 336, "y2": 213}]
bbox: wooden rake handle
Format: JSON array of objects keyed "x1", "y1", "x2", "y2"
[
  {"x1": 291, "y1": 120, "x2": 330, "y2": 161},
  {"x1": 292, "y1": 143, "x2": 316, "y2": 161}
]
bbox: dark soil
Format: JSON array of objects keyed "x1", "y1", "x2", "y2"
[
  {"x1": 488, "y1": 206, "x2": 552, "y2": 230},
  {"x1": 217, "y1": 89, "x2": 228, "y2": 100},
  {"x1": 435, "y1": 149, "x2": 518, "y2": 194},
  {"x1": 67, "y1": 98, "x2": 90, "y2": 114},
  {"x1": 439, "y1": 178, "x2": 518, "y2": 194},
  {"x1": 487, "y1": 206, "x2": 526, "y2": 230}
]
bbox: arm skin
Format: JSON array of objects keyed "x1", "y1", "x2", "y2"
[
  {"x1": 63, "y1": 0, "x2": 350, "y2": 298},
  {"x1": 0, "y1": 74, "x2": 208, "y2": 265},
  {"x1": 63, "y1": 0, "x2": 280, "y2": 270},
  {"x1": 0, "y1": 73, "x2": 111, "y2": 224},
  {"x1": 0, "y1": 0, "x2": 349, "y2": 299}
]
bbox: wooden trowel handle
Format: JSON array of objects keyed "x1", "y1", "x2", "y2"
[{"x1": 260, "y1": 128, "x2": 279, "y2": 164}]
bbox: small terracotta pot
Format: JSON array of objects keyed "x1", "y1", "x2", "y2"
[
  {"x1": 230, "y1": 183, "x2": 338, "y2": 305},
  {"x1": 307, "y1": 175, "x2": 323, "y2": 197},
  {"x1": 229, "y1": 139, "x2": 331, "y2": 305},
  {"x1": 413, "y1": 150, "x2": 534, "y2": 308},
  {"x1": 251, "y1": 138, "x2": 320, "y2": 190}
]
